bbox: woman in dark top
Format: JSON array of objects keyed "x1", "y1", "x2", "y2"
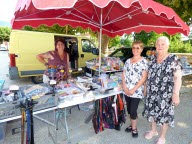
[{"x1": 36, "y1": 39, "x2": 70, "y2": 83}]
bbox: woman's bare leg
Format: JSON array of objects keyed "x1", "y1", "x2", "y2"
[
  {"x1": 159, "y1": 123, "x2": 168, "y2": 139},
  {"x1": 151, "y1": 121, "x2": 157, "y2": 132}
]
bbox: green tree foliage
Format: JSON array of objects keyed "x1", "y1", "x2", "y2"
[
  {"x1": 109, "y1": 31, "x2": 192, "y2": 53},
  {"x1": 108, "y1": 36, "x2": 121, "y2": 48},
  {"x1": 108, "y1": 34, "x2": 132, "y2": 49},
  {"x1": 134, "y1": 31, "x2": 162, "y2": 46},
  {"x1": 120, "y1": 34, "x2": 132, "y2": 47},
  {"x1": 169, "y1": 34, "x2": 192, "y2": 53},
  {"x1": 0, "y1": 26, "x2": 11, "y2": 43},
  {"x1": 155, "y1": 0, "x2": 192, "y2": 25},
  {"x1": 134, "y1": 31, "x2": 192, "y2": 53}
]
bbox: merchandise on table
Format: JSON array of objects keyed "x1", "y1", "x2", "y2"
[
  {"x1": 75, "y1": 82, "x2": 94, "y2": 91},
  {"x1": 92, "y1": 73, "x2": 123, "y2": 92},
  {"x1": 0, "y1": 89, "x2": 22, "y2": 120},
  {"x1": 19, "y1": 84, "x2": 57, "y2": 111},
  {"x1": 0, "y1": 83, "x2": 57, "y2": 120},
  {"x1": 0, "y1": 89, "x2": 22, "y2": 103},
  {"x1": 182, "y1": 69, "x2": 192, "y2": 76},
  {"x1": 180, "y1": 56, "x2": 192, "y2": 69},
  {"x1": 77, "y1": 76, "x2": 93, "y2": 83},
  {"x1": 86, "y1": 57, "x2": 124, "y2": 72},
  {"x1": 56, "y1": 84, "x2": 85, "y2": 101},
  {"x1": 20, "y1": 84, "x2": 53, "y2": 99}
]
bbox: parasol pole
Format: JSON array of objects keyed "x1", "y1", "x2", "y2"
[{"x1": 99, "y1": 9, "x2": 103, "y2": 76}]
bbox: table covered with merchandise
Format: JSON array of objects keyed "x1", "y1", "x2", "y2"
[
  {"x1": 56, "y1": 72, "x2": 124, "y2": 141},
  {"x1": 0, "y1": 71, "x2": 124, "y2": 143},
  {"x1": 85, "y1": 57, "x2": 124, "y2": 76}
]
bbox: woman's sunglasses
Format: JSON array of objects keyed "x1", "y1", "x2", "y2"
[{"x1": 132, "y1": 47, "x2": 141, "y2": 50}]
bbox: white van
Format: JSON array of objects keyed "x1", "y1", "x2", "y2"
[{"x1": 9, "y1": 30, "x2": 99, "y2": 83}]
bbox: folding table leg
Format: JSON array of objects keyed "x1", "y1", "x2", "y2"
[{"x1": 64, "y1": 108, "x2": 69, "y2": 140}]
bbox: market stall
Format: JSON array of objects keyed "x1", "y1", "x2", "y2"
[{"x1": 0, "y1": 69, "x2": 124, "y2": 143}]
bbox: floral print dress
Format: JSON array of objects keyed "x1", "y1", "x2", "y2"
[
  {"x1": 123, "y1": 57, "x2": 148, "y2": 99},
  {"x1": 143, "y1": 54, "x2": 182, "y2": 127}
]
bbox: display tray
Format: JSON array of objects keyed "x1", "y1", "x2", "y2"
[
  {"x1": 57, "y1": 86, "x2": 85, "y2": 101},
  {"x1": 19, "y1": 84, "x2": 58, "y2": 112},
  {"x1": 0, "y1": 102, "x2": 20, "y2": 120},
  {"x1": 0, "y1": 84, "x2": 58, "y2": 120},
  {"x1": 0, "y1": 90, "x2": 22, "y2": 120},
  {"x1": 0, "y1": 96, "x2": 57, "y2": 120}
]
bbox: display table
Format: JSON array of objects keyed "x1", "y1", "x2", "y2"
[
  {"x1": 182, "y1": 68, "x2": 192, "y2": 76},
  {"x1": 56, "y1": 89, "x2": 123, "y2": 142},
  {"x1": 58, "y1": 90, "x2": 123, "y2": 109},
  {"x1": 0, "y1": 85, "x2": 123, "y2": 143},
  {"x1": 0, "y1": 106, "x2": 57, "y2": 123}
]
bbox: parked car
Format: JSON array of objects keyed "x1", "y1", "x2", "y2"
[
  {"x1": 0, "y1": 44, "x2": 8, "y2": 51},
  {"x1": 108, "y1": 46, "x2": 156, "y2": 63}
]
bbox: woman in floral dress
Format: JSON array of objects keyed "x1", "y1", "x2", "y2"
[
  {"x1": 122, "y1": 40, "x2": 148, "y2": 138},
  {"x1": 143, "y1": 36, "x2": 182, "y2": 144}
]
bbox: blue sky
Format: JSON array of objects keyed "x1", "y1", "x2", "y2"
[{"x1": 0, "y1": 0, "x2": 17, "y2": 23}]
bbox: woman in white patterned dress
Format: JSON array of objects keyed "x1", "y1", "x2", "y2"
[
  {"x1": 143, "y1": 36, "x2": 182, "y2": 144},
  {"x1": 122, "y1": 40, "x2": 148, "y2": 138}
]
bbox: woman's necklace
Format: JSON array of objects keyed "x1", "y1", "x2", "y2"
[{"x1": 157, "y1": 53, "x2": 168, "y2": 63}]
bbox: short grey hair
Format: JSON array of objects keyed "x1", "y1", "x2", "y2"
[{"x1": 156, "y1": 36, "x2": 170, "y2": 46}]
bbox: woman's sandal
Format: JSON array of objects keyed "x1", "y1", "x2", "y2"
[
  {"x1": 156, "y1": 138, "x2": 166, "y2": 144},
  {"x1": 144, "y1": 130, "x2": 158, "y2": 139},
  {"x1": 125, "y1": 125, "x2": 132, "y2": 133},
  {"x1": 132, "y1": 129, "x2": 138, "y2": 138}
]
